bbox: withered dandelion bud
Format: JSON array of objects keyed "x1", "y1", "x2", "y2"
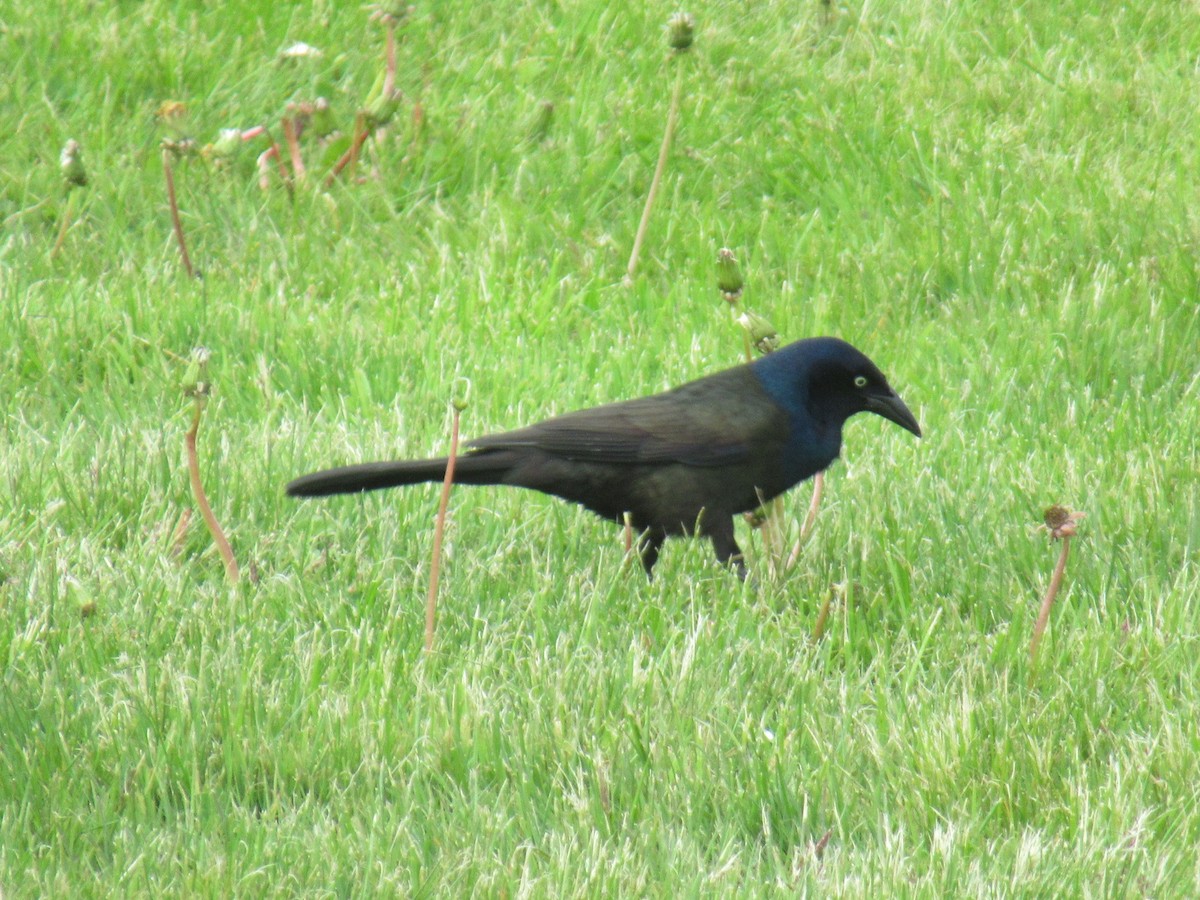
[
  {"x1": 737, "y1": 311, "x2": 780, "y2": 355},
  {"x1": 668, "y1": 12, "x2": 696, "y2": 52},
  {"x1": 365, "y1": 89, "x2": 403, "y2": 129},
  {"x1": 716, "y1": 248, "x2": 743, "y2": 303},
  {"x1": 370, "y1": 2, "x2": 413, "y2": 26},
  {"x1": 208, "y1": 128, "x2": 243, "y2": 163},
  {"x1": 60, "y1": 139, "x2": 87, "y2": 188},
  {"x1": 1042, "y1": 505, "x2": 1085, "y2": 540}
]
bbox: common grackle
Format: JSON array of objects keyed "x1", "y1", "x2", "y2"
[{"x1": 287, "y1": 337, "x2": 920, "y2": 577}]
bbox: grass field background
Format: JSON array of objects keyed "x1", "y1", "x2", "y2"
[{"x1": 3, "y1": 0, "x2": 1199, "y2": 894}]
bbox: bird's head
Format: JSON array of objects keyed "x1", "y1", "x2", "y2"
[{"x1": 752, "y1": 337, "x2": 922, "y2": 438}]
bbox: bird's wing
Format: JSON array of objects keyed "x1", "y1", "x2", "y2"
[{"x1": 468, "y1": 370, "x2": 781, "y2": 467}]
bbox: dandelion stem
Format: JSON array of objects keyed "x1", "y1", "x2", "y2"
[
  {"x1": 1029, "y1": 534, "x2": 1071, "y2": 673},
  {"x1": 426, "y1": 405, "x2": 462, "y2": 653},
  {"x1": 162, "y1": 148, "x2": 194, "y2": 278},
  {"x1": 812, "y1": 584, "x2": 836, "y2": 641},
  {"x1": 186, "y1": 400, "x2": 238, "y2": 584},
  {"x1": 283, "y1": 117, "x2": 305, "y2": 180},
  {"x1": 325, "y1": 112, "x2": 371, "y2": 187},
  {"x1": 627, "y1": 62, "x2": 684, "y2": 280},
  {"x1": 787, "y1": 472, "x2": 825, "y2": 570}
]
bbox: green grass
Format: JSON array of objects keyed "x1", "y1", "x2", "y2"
[{"x1": 3, "y1": 0, "x2": 1200, "y2": 894}]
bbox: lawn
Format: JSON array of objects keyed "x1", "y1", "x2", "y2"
[{"x1": 2, "y1": 0, "x2": 1199, "y2": 895}]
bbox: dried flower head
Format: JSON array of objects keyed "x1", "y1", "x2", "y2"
[
  {"x1": 716, "y1": 248, "x2": 743, "y2": 304},
  {"x1": 668, "y1": 12, "x2": 696, "y2": 52},
  {"x1": 286, "y1": 100, "x2": 316, "y2": 127},
  {"x1": 156, "y1": 101, "x2": 190, "y2": 139},
  {"x1": 743, "y1": 508, "x2": 768, "y2": 529},
  {"x1": 370, "y1": 2, "x2": 413, "y2": 26},
  {"x1": 365, "y1": 88, "x2": 403, "y2": 129},
  {"x1": 452, "y1": 377, "x2": 472, "y2": 413},
  {"x1": 157, "y1": 100, "x2": 188, "y2": 121},
  {"x1": 1041, "y1": 505, "x2": 1085, "y2": 540},
  {"x1": 182, "y1": 347, "x2": 213, "y2": 399},
  {"x1": 60, "y1": 139, "x2": 87, "y2": 188},
  {"x1": 737, "y1": 311, "x2": 779, "y2": 355},
  {"x1": 161, "y1": 137, "x2": 198, "y2": 159},
  {"x1": 208, "y1": 128, "x2": 243, "y2": 163}
]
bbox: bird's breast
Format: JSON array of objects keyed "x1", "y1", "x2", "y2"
[{"x1": 779, "y1": 418, "x2": 841, "y2": 488}]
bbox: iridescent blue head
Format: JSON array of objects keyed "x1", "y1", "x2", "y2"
[{"x1": 751, "y1": 337, "x2": 921, "y2": 484}]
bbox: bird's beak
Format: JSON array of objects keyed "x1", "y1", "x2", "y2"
[{"x1": 865, "y1": 392, "x2": 922, "y2": 438}]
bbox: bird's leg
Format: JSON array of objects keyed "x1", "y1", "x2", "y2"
[
  {"x1": 704, "y1": 513, "x2": 747, "y2": 580},
  {"x1": 636, "y1": 527, "x2": 666, "y2": 580}
]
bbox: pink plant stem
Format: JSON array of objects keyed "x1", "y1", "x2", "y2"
[
  {"x1": 283, "y1": 117, "x2": 306, "y2": 180},
  {"x1": 786, "y1": 472, "x2": 825, "y2": 570},
  {"x1": 186, "y1": 403, "x2": 238, "y2": 584},
  {"x1": 162, "y1": 149, "x2": 194, "y2": 277},
  {"x1": 256, "y1": 148, "x2": 275, "y2": 191},
  {"x1": 256, "y1": 140, "x2": 291, "y2": 191},
  {"x1": 426, "y1": 407, "x2": 461, "y2": 653},
  {"x1": 267, "y1": 136, "x2": 290, "y2": 183},
  {"x1": 325, "y1": 113, "x2": 371, "y2": 187},
  {"x1": 812, "y1": 586, "x2": 834, "y2": 641},
  {"x1": 1030, "y1": 536, "x2": 1071, "y2": 670}
]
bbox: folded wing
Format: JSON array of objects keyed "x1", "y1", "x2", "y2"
[{"x1": 467, "y1": 368, "x2": 779, "y2": 468}]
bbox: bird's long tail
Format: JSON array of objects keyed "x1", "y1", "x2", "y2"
[{"x1": 286, "y1": 452, "x2": 508, "y2": 497}]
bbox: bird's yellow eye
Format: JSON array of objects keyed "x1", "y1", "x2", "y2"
[{"x1": 854, "y1": 375, "x2": 868, "y2": 388}]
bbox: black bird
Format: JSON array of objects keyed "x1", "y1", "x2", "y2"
[{"x1": 287, "y1": 337, "x2": 921, "y2": 577}]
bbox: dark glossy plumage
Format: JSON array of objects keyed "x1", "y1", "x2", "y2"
[{"x1": 287, "y1": 337, "x2": 921, "y2": 577}]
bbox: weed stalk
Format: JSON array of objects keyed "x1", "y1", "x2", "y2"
[
  {"x1": 426, "y1": 389, "x2": 468, "y2": 652},
  {"x1": 183, "y1": 349, "x2": 239, "y2": 584},
  {"x1": 626, "y1": 13, "x2": 694, "y2": 280},
  {"x1": 1029, "y1": 505, "x2": 1084, "y2": 676}
]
